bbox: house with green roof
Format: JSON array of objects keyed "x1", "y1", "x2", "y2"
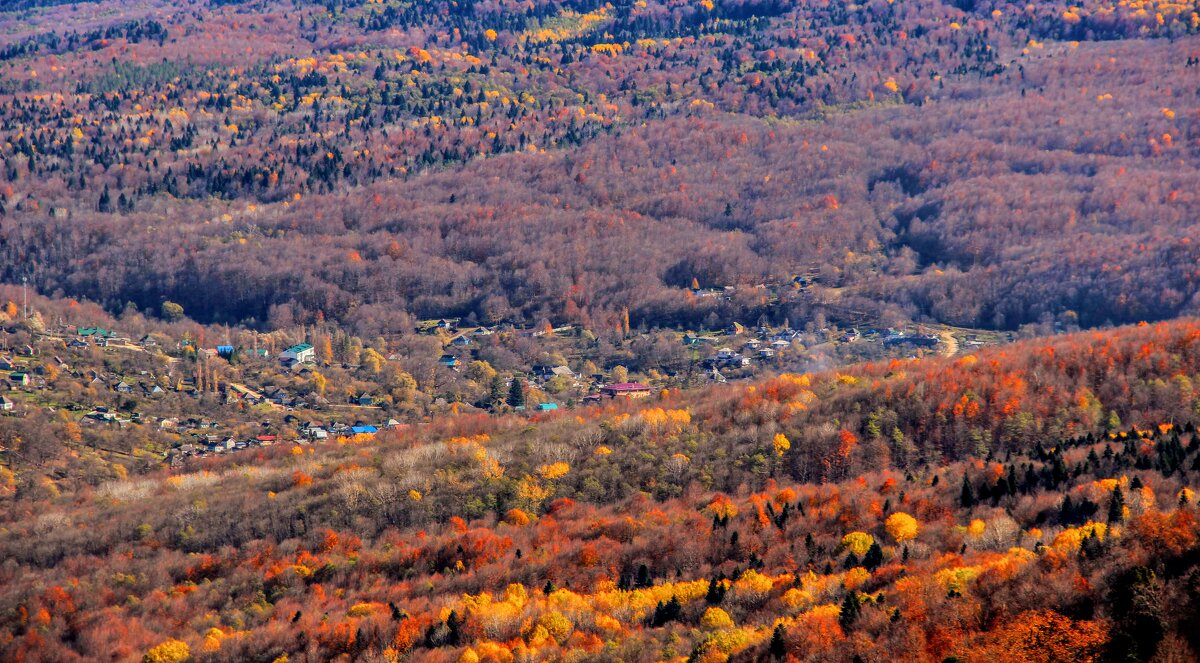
[{"x1": 280, "y1": 343, "x2": 315, "y2": 364}]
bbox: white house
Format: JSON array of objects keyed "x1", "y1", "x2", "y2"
[{"x1": 280, "y1": 343, "x2": 316, "y2": 364}]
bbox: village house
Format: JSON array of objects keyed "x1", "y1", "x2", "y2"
[
  {"x1": 78, "y1": 327, "x2": 114, "y2": 339},
  {"x1": 600, "y1": 382, "x2": 653, "y2": 399},
  {"x1": 0, "y1": 395, "x2": 14, "y2": 410},
  {"x1": 713, "y1": 348, "x2": 751, "y2": 368},
  {"x1": 532, "y1": 365, "x2": 575, "y2": 381},
  {"x1": 883, "y1": 331, "x2": 939, "y2": 349},
  {"x1": 280, "y1": 343, "x2": 316, "y2": 364}
]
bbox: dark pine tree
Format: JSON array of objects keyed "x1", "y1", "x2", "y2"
[
  {"x1": 839, "y1": 591, "x2": 861, "y2": 631},
  {"x1": 1108, "y1": 486, "x2": 1126, "y2": 523},
  {"x1": 769, "y1": 623, "x2": 787, "y2": 659},
  {"x1": 506, "y1": 377, "x2": 526, "y2": 408},
  {"x1": 961, "y1": 474, "x2": 975, "y2": 508},
  {"x1": 863, "y1": 542, "x2": 884, "y2": 571}
]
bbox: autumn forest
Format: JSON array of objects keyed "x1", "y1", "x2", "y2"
[{"x1": 2, "y1": 0, "x2": 1200, "y2": 661}]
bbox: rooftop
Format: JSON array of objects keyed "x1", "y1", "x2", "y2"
[{"x1": 603, "y1": 382, "x2": 652, "y2": 392}]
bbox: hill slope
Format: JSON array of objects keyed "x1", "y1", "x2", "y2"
[{"x1": 4, "y1": 320, "x2": 1200, "y2": 661}]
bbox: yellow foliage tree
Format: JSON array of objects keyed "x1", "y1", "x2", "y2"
[
  {"x1": 731, "y1": 569, "x2": 774, "y2": 605},
  {"x1": 781, "y1": 587, "x2": 814, "y2": 611},
  {"x1": 885, "y1": 512, "x2": 920, "y2": 543},
  {"x1": 773, "y1": 433, "x2": 791, "y2": 457},
  {"x1": 504, "y1": 583, "x2": 527, "y2": 607},
  {"x1": 1052, "y1": 522, "x2": 1107, "y2": 552},
  {"x1": 706, "y1": 494, "x2": 738, "y2": 520},
  {"x1": 841, "y1": 531, "x2": 874, "y2": 556},
  {"x1": 537, "y1": 462, "x2": 569, "y2": 480},
  {"x1": 536, "y1": 611, "x2": 572, "y2": 643},
  {"x1": 516, "y1": 475, "x2": 551, "y2": 511},
  {"x1": 700, "y1": 607, "x2": 734, "y2": 630},
  {"x1": 360, "y1": 348, "x2": 385, "y2": 374},
  {"x1": 144, "y1": 639, "x2": 190, "y2": 663}
]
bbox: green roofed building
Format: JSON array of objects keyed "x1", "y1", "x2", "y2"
[{"x1": 280, "y1": 343, "x2": 315, "y2": 364}]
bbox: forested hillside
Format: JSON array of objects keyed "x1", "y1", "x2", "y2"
[
  {"x1": 3, "y1": 2, "x2": 1200, "y2": 661},
  {"x1": 4, "y1": 319, "x2": 1200, "y2": 661},
  {"x1": 0, "y1": 1, "x2": 1196, "y2": 332}
]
